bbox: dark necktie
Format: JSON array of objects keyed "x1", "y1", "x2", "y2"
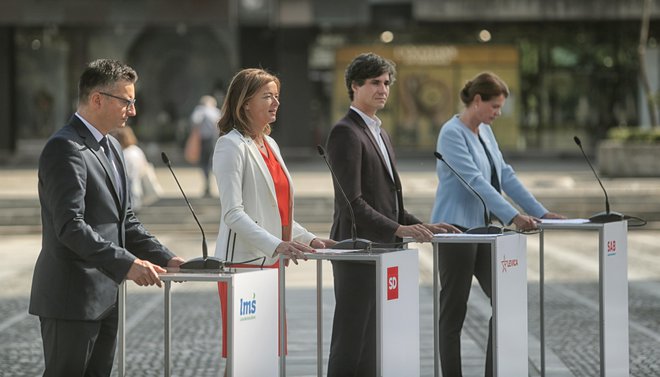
[{"x1": 100, "y1": 136, "x2": 124, "y2": 202}]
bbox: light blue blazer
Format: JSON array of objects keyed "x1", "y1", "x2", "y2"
[{"x1": 430, "y1": 115, "x2": 547, "y2": 228}]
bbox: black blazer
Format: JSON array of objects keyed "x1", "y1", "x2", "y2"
[
  {"x1": 29, "y1": 116, "x2": 174, "y2": 321},
  {"x1": 326, "y1": 109, "x2": 421, "y2": 244}
]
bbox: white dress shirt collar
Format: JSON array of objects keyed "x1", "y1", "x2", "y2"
[{"x1": 75, "y1": 112, "x2": 104, "y2": 143}]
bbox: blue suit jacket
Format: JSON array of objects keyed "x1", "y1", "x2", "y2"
[
  {"x1": 29, "y1": 116, "x2": 174, "y2": 321},
  {"x1": 431, "y1": 115, "x2": 547, "y2": 228}
]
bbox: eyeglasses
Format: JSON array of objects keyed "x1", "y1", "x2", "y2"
[{"x1": 99, "y1": 92, "x2": 136, "y2": 109}]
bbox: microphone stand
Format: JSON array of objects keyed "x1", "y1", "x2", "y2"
[
  {"x1": 573, "y1": 137, "x2": 624, "y2": 223},
  {"x1": 161, "y1": 152, "x2": 224, "y2": 271},
  {"x1": 434, "y1": 152, "x2": 503, "y2": 234},
  {"x1": 317, "y1": 145, "x2": 372, "y2": 250}
]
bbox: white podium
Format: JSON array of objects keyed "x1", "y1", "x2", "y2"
[
  {"x1": 117, "y1": 268, "x2": 279, "y2": 377},
  {"x1": 278, "y1": 248, "x2": 420, "y2": 377},
  {"x1": 427, "y1": 232, "x2": 528, "y2": 377},
  {"x1": 538, "y1": 220, "x2": 629, "y2": 377}
]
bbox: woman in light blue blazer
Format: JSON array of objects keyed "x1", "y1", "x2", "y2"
[{"x1": 431, "y1": 72, "x2": 563, "y2": 377}]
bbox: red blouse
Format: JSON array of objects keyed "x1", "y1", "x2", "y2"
[{"x1": 259, "y1": 142, "x2": 291, "y2": 229}]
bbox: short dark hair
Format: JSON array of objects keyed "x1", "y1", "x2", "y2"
[
  {"x1": 344, "y1": 53, "x2": 396, "y2": 101},
  {"x1": 459, "y1": 72, "x2": 509, "y2": 105},
  {"x1": 78, "y1": 59, "x2": 138, "y2": 102}
]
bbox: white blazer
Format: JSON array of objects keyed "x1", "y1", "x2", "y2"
[{"x1": 213, "y1": 129, "x2": 315, "y2": 265}]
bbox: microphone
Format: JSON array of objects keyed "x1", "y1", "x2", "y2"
[
  {"x1": 161, "y1": 152, "x2": 224, "y2": 271},
  {"x1": 573, "y1": 136, "x2": 624, "y2": 223},
  {"x1": 316, "y1": 145, "x2": 372, "y2": 250},
  {"x1": 434, "y1": 152, "x2": 503, "y2": 234}
]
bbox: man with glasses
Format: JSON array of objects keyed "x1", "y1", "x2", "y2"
[{"x1": 29, "y1": 58, "x2": 185, "y2": 377}]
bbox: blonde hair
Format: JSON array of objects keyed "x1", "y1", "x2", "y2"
[
  {"x1": 108, "y1": 126, "x2": 138, "y2": 149},
  {"x1": 217, "y1": 68, "x2": 280, "y2": 137}
]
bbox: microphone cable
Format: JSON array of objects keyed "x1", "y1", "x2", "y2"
[{"x1": 622, "y1": 215, "x2": 647, "y2": 227}]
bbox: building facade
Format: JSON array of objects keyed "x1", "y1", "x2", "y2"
[{"x1": 0, "y1": 0, "x2": 658, "y2": 161}]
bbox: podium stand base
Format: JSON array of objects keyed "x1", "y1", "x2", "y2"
[{"x1": 589, "y1": 211, "x2": 624, "y2": 223}]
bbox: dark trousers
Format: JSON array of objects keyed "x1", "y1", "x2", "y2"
[
  {"x1": 438, "y1": 242, "x2": 493, "y2": 377},
  {"x1": 327, "y1": 261, "x2": 376, "y2": 377},
  {"x1": 39, "y1": 306, "x2": 118, "y2": 377},
  {"x1": 200, "y1": 138, "x2": 215, "y2": 195}
]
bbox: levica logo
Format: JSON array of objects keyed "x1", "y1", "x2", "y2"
[
  {"x1": 387, "y1": 266, "x2": 399, "y2": 300},
  {"x1": 500, "y1": 255, "x2": 519, "y2": 273},
  {"x1": 239, "y1": 293, "x2": 257, "y2": 321}
]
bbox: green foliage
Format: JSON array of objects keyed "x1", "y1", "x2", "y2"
[{"x1": 607, "y1": 127, "x2": 660, "y2": 143}]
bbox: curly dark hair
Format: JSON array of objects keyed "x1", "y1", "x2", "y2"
[{"x1": 344, "y1": 53, "x2": 396, "y2": 101}]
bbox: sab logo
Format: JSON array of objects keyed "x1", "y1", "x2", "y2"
[
  {"x1": 387, "y1": 266, "x2": 398, "y2": 300},
  {"x1": 607, "y1": 240, "x2": 617, "y2": 256}
]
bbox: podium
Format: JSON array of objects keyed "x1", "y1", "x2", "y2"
[
  {"x1": 278, "y1": 248, "x2": 420, "y2": 377},
  {"x1": 117, "y1": 268, "x2": 279, "y2": 377},
  {"x1": 538, "y1": 220, "x2": 628, "y2": 377},
  {"x1": 427, "y1": 232, "x2": 528, "y2": 377}
]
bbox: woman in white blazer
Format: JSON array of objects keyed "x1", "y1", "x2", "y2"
[
  {"x1": 212, "y1": 68, "x2": 334, "y2": 360},
  {"x1": 430, "y1": 72, "x2": 563, "y2": 377}
]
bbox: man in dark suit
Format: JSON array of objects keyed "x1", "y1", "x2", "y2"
[
  {"x1": 325, "y1": 52, "x2": 458, "y2": 376},
  {"x1": 29, "y1": 58, "x2": 185, "y2": 377}
]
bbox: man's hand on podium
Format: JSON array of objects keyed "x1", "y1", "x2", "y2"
[
  {"x1": 424, "y1": 223, "x2": 462, "y2": 235},
  {"x1": 127, "y1": 259, "x2": 167, "y2": 287},
  {"x1": 310, "y1": 238, "x2": 337, "y2": 249},
  {"x1": 395, "y1": 224, "x2": 435, "y2": 242}
]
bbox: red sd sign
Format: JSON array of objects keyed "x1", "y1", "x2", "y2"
[{"x1": 387, "y1": 266, "x2": 398, "y2": 300}]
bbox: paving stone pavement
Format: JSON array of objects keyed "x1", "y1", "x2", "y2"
[{"x1": 1, "y1": 158, "x2": 660, "y2": 376}]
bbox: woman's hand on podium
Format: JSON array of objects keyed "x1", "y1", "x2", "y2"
[
  {"x1": 512, "y1": 214, "x2": 540, "y2": 231},
  {"x1": 542, "y1": 212, "x2": 566, "y2": 220},
  {"x1": 275, "y1": 241, "x2": 313, "y2": 265}
]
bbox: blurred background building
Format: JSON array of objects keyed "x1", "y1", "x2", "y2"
[{"x1": 0, "y1": 0, "x2": 658, "y2": 163}]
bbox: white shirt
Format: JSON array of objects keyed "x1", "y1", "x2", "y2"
[
  {"x1": 350, "y1": 106, "x2": 394, "y2": 180},
  {"x1": 76, "y1": 113, "x2": 123, "y2": 200}
]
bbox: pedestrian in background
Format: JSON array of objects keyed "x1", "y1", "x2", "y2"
[
  {"x1": 431, "y1": 71, "x2": 564, "y2": 377},
  {"x1": 109, "y1": 125, "x2": 163, "y2": 211},
  {"x1": 29, "y1": 58, "x2": 184, "y2": 377},
  {"x1": 187, "y1": 94, "x2": 221, "y2": 197}
]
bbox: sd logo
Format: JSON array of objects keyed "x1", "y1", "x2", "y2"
[{"x1": 387, "y1": 266, "x2": 399, "y2": 300}]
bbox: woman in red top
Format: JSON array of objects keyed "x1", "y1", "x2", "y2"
[{"x1": 212, "y1": 68, "x2": 335, "y2": 363}]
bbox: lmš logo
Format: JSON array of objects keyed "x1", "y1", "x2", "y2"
[
  {"x1": 387, "y1": 266, "x2": 399, "y2": 300},
  {"x1": 239, "y1": 293, "x2": 257, "y2": 321},
  {"x1": 500, "y1": 255, "x2": 519, "y2": 273}
]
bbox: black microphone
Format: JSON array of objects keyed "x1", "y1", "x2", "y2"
[
  {"x1": 434, "y1": 152, "x2": 503, "y2": 234},
  {"x1": 317, "y1": 145, "x2": 372, "y2": 250},
  {"x1": 161, "y1": 152, "x2": 224, "y2": 271},
  {"x1": 573, "y1": 137, "x2": 624, "y2": 223}
]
